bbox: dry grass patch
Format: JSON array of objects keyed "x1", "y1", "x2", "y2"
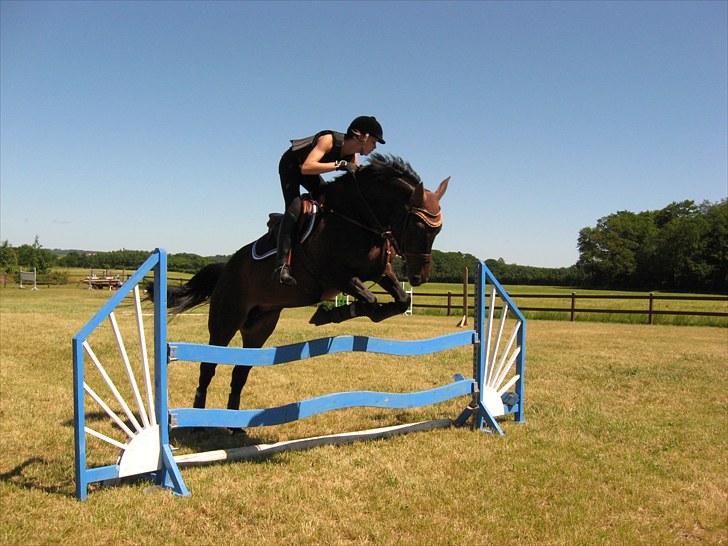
[{"x1": 0, "y1": 286, "x2": 726, "y2": 545}]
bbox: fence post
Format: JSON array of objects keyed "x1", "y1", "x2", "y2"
[
  {"x1": 648, "y1": 292, "x2": 654, "y2": 325},
  {"x1": 570, "y1": 292, "x2": 576, "y2": 322},
  {"x1": 462, "y1": 267, "x2": 469, "y2": 325},
  {"x1": 447, "y1": 291, "x2": 452, "y2": 316}
]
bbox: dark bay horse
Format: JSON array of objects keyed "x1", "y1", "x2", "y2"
[{"x1": 156, "y1": 154, "x2": 449, "y2": 412}]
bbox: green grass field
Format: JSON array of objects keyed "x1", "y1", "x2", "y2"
[{"x1": 0, "y1": 286, "x2": 726, "y2": 545}]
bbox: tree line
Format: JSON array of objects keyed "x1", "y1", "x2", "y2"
[
  {"x1": 0, "y1": 241, "x2": 225, "y2": 277},
  {"x1": 577, "y1": 199, "x2": 726, "y2": 292},
  {"x1": 2, "y1": 198, "x2": 724, "y2": 292}
]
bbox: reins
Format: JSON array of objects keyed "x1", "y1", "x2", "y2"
[{"x1": 322, "y1": 170, "x2": 441, "y2": 263}]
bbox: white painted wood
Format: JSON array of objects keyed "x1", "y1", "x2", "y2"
[
  {"x1": 481, "y1": 387, "x2": 505, "y2": 418},
  {"x1": 82, "y1": 341, "x2": 143, "y2": 432},
  {"x1": 109, "y1": 311, "x2": 150, "y2": 427},
  {"x1": 489, "y1": 321, "x2": 520, "y2": 389},
  {"x1": 487, "y1": 301, "x2": 509, "y2": 386},
  {"x1": 85, "y1": 426, "x2": 127, "y2": 450},
  {"x1": 174, "y1": 420, "x2": 453, "y2": 467},
  {"x1": 497, "y1": 374, "x2": 520, "y2": 397},
  {"x1": 133, "y1": 286, "x2": 156, "y2": 426},
  {"x1": 483, "y1": 287, "x2": 497, "y2": 381},
  {"x1": 493, "y1": 346, "x2": 520, "y2": 392},
  {"x1": 84, "y1": 382, "x2": 135, "y2": 439},
  {"x1": 118, "y1": 425, "x2": 162, "y2": 478}
]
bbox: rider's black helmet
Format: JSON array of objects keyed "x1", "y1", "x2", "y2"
[{"x1": 347, "y1": 116, "x2": 385, "y2": 144}]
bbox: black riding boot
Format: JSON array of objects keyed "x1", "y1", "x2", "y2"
[{"x1": 273, "y1": 207, "x2": 298, "y2": 286}]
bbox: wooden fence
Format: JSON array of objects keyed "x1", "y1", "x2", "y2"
[
  {"x1": 368, "y1": 289, "x2": 728, "y2": 324},
  {"x1": 58, "y1": 271, "x2": 728, "y2": 324}
]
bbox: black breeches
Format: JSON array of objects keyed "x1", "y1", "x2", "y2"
[{"x1": 279, "y1": 153, "x2": 323, "y2": 209}]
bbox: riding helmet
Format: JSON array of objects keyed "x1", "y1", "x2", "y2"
[{"x1": 348, "y1": 116, "x2": 385, "y2": 144}]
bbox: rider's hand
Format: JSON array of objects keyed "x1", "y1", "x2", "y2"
[{"x1": 335, "y1": 160, "x2": 359, "y2": 175}]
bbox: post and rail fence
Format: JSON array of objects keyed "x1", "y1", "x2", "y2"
[
  {"x1": 25, "y1": 268, "x2": 728, "y2": 325},
  {"x1": 376, "y1": 289, "x2": 727, "y2": 324}
]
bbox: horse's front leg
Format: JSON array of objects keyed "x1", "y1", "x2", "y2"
[
  {"x1": 377, "y1": 263, "x2": 409, "y2": 304},
  {"x1": 345, "y1": 277, "x2": 378, "y2": 304},
  {"x1": 309, "y1": 276, "x2": 377, "y2": 325},
  {"x1": 365, "y1": 264, "x2": 412, "y2": 322},
  {"x1": 309, "y1": 266, "x2": 410, "y2": 325}
]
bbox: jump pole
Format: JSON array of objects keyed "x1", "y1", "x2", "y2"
[{"x1": 72, "y1": 248, "x2": 526, "y2": 500}]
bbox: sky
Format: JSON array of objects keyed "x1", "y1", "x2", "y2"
[{"x1": 1, "y1": 1, "x2": 726, "y2": 268}]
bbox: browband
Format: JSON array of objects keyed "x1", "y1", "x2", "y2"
[{"x1": 411, "y1": 206, "x2": 443, "y2": 228}]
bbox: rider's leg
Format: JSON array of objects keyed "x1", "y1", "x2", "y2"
[
  {"x1": 273, "y1": 197, "x2": 301, "y2": 285},
  {"x1": 275, "y1": 156, "x2": 303, "y2": 286},
  {"x1": 275, "y1": 153, "x2": 323, "y2": 286}
]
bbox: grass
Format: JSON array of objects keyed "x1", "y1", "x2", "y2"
[{"x1": 1, "y1": 285, "x2": 727, "y2": 545}]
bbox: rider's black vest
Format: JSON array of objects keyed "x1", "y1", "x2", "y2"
[{"x1": 288, "y1": 130, "x2": 354, "y2": 165}]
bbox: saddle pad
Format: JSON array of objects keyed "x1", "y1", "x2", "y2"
[{"x1": 252, "y1": 200, "x2": 319, "y2": 261}]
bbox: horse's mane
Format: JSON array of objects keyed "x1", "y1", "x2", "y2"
[
  {"x1": 321, "y1": 154, "x2": 422, "y2": 209},
  {"x1": 363, "y1": 153, "x2": 422, "y2": 188}
]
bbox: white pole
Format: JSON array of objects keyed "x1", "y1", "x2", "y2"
[
  {"x1": 84, "y1": 383, "x2": 136, "y2": 439},
  {"x1": 82, "y1": 341, "x2": 143, "y2": 432},
  {"x1": 84, "y1": 427, "x2": 127, "y2": 450},
  {"x1": 134, "y1": 286, "x2": 156, "y2": 426},
  {"x1": 109, "y1": 312, "x2": 150, "y2": 427}
]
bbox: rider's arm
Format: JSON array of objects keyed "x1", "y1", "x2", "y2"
[{"x1": 300, "y1": 134, "x2": 338, "y2": 175}]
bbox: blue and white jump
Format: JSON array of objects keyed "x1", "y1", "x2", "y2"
[{"x1": 72, "y1": 248, "x2": 526, "y2": 500}]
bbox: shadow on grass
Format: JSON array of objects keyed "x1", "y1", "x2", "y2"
[
  {"x1": 0, "y1": 457, "x2": 73, "y2": 496},
  {"x1": 170, "y1": 427, "x2": 280, "y2": 454}
]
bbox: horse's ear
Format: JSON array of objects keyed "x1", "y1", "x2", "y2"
[
  {"x1": 411, "y1": 182, "x2": 426, "y2": 207},
  {"x1": 435, "y1": 177, "x2": 450, "y2": 200}
]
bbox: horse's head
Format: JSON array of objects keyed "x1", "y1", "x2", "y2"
[
  {"x1": 399, "y1": 177, "x2": 449, "y2": 286},
  {"x1": 326, "y1": 154, "x2": 449, "y2": 287}
]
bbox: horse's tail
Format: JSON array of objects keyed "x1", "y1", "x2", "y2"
[{"x1": 146, "y1": 262, "x2": 225, "y2": 314}]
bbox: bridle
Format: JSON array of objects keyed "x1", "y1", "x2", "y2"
[
  {"x1": 323, "y1": 173, "x2": 442, "y2": 265},
  {"x1": 396, "y1": 205, "x2": 443, "y2": 265}
]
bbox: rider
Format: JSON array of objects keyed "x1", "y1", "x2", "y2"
[{"x1": 273, "y1": 115, "x2": 386, "y2": 286}]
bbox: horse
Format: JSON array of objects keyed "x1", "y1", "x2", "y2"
[{"x1": 153, "y1": 153, "x2": 449, "y2": 413}]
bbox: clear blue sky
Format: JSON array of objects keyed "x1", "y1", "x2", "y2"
[{"x1": 1, "y1": 1, "x2": 726, "y2": 267}]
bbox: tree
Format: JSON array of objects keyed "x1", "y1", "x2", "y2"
[
  {"x1": 577, "y1": 199, "x2": 727, "y2": 291},
  {"x1": 15, "y1": 236, "x2": 56, "y2": 273},
  {"x1": 0, "y1": 241, "x2": 18, "y2": 273},
  {"x1": 577, "y1": 211, "x2": 656, "y2": 287},
  {"x1": 700, "y1": 199, "x2": 728, "y2": 291},
  {"x1": 653, "y1": 202, "x2": 709, "y2": 289}
]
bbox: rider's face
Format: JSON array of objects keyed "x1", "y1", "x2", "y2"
[{"x1": 360, "y1": 135, "x2": 377, "y2": 155}]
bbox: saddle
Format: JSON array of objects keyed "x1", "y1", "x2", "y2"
[{"x1": 251, "y1": 198, "x2": 320, "y2": 260}]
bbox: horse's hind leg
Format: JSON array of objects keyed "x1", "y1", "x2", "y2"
[
  {"x1": 194, "y1": 324, "x2": 239, "y2": 409},
  {"x1": 227, "y1": 308, "x2": 282, "y2": 411}
]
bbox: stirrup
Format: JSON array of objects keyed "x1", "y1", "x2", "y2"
[{"x1": 273, "y1": 264, "x2": 297, "y2": 286}]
